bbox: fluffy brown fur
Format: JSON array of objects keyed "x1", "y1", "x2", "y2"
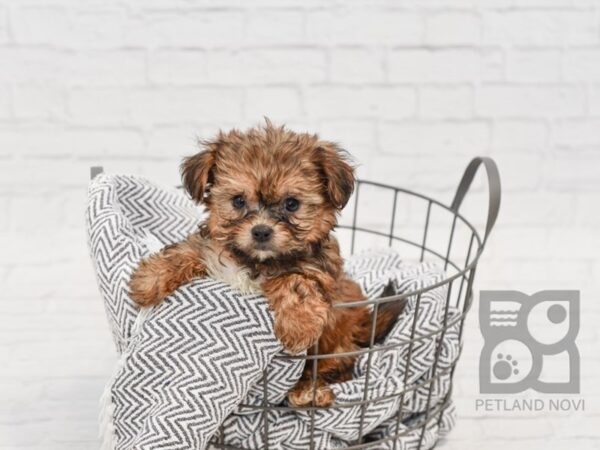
[{"x1": 129, "y1": 122, "x2": 403, "y2": 407}]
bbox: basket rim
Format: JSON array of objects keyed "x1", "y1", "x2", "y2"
[
  {"x1": 274, "y1": 288, "x2": 472, "y2": 361},
  {"x1": 331, "y1": 178, "x2": 484, "y2": 310}
]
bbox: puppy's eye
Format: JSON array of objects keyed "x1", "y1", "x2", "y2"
[
  {"x1": 232, "y1": 195, "x2": 246, "y2": 209},
  {"x1": 283, "y1": 197, "x2": 300, "y2": 212}
]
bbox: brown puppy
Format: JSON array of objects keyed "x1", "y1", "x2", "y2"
[{"x1": 129, "y1": 122, "x2": 402, "y2": 407}]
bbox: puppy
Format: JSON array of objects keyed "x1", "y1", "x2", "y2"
[{"x1": 129, "y1": 122, "x2": 403, "y2": 407}]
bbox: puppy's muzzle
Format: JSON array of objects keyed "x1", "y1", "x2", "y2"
[{"x1": 251, "y1": 224, "x2": 273, "y2": 243}]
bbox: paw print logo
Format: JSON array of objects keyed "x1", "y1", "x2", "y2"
[
  {"x1": 493, "y1": 354, "x2": 518, "y2": 380},
  {"x1": 479, "y1": 290, "x2": 579, "y2": 394},
  {"x1": 484, "y1": 338, "x2": 531, "y2": 387}
]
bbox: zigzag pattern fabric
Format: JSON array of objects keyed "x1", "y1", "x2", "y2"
[{"x1": 87, "y1": 174, "x2": 458, "y2": 450}]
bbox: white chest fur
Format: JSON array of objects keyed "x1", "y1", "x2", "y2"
[{"x1": 202, "y1": 245, "x2": 263, "y2": 295}]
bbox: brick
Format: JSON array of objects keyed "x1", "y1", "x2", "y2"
[
  {"x1": 483, "y1": 10, "x2": 599, "y2": 46},
  {"x1": 12, "y1": 6, "x2": 130, "y2": 48},
  {"x1": 446, "y1": 419, "x2": 484, "y2": 441},
  {"x1": 245, "y1": 0, "x2": 337, "y2": 6},
  {"x1": 482, "y1": 228, "x2": 550, "y2": 260},
  {"x1": 575, "y1": 194, "x2": 600, "y2": 225},
  {"x1": 379, "y1": 121, "x2": 489, "y2": 156},
  {"x1": 0, "y1": 127, "x2": 144, "y2": 157},
  {"x1": 244, "y1": 87, "x2": 302, "y2": 121},
  {"x1": 481, "y1": 49, "x2": 505, "y2": 82},
  {"x1": 507, "y1": 50, "x2": 560, "y2": 83},
  {"x1": 476, "y1": 85, "x2": 585, "y2": 118},
  {"x1": 480, "y1": 418, "x2": 553, "y2": 439},
  {"x1": 3, "y1": 351, "x2": 114, "y2": 377},
  {"x1": 13, "y1": 85, "x2": 66, "y2": 120},
  {"x1": 425, "y1": 11, "x2": 481, "y2": 45},
  {"x1": 499, "y1": 192, "x2": 576, "y2": 226},
  {"x1": 358, "y1": 153, "x2": 467, "y2": 192},
  {"x1": 0, "y1": 86, "x2": 11, "y2": 119},
  {"x1": 12, "y1": 7, "x2": 70, "y2": 46},
  {"x1": 70, "y1": 8, "x2": 132, "y2": 48},
  {"x1": 121, "y1": 0, "x2": 245, "y2": 6},
  {"x1": 491, "y1": 121, "x2": 548, "y2": 151},
  {"x1": 138, "y1": 159, "x2": 187, "y2": 188},
  {"x1": 0, "y1": 127, "x2": 71, "y2": 158},
  {"x1": 487, "y1": 150, "x2": 544, "y2": 191},
  {"x1": 563, "y1": 50, "x2": 600, "y2": 82},
  {"x1": 554, "y1": 416, "x2": 600, "y2": 439},
  {"x1": 8, "y1": 194, "x2": 64, "y2": 232},
  {"x1": 0, "y1": 157, "x2": 128, "y2": 191},
  {"x1": 0, "y1": 49, "x2": 68, "y2": 83},
  {"x1": 544, "y1": 154, "x2": 600, "y2": 191},
  {"x1": 245, "y1": 10, "x2": 306, "y2": 45},
  {"x1": 146, "y1": 126, "x2": 200, "y2": 158},
  {"x1": 207, "y1": 49, "x2": 327, "y2": 84},
  {"x1": 124, "y1": 10, "x2": 244, "y2": 47},
  {"x1": 330, "y1": 48, "x2": 385, "y2": 84},
  {"x1": 17, "y1": 260, "x2": 98, "y2": 301},
  {"x1": 148, "y1": 49, "x2": 207, "y2": 85},
  {"x1": 129, "y1": 87, "x2": 244, "y2": 126},
  {"x1": 314, "y1": 120, "x2": 376, "y2": 161},
  {"x1": 305, "y1": 87, "x2": 416, "y2": 120},
  {"x1": 553, "y1": 119, "x2": 600, "y2": 147},
  {"x1": 418, "y1": 86, "x2": 473, "y2": 119},
  {"x1": 588, "y1": 85, "x2": 600, "y2": 116},
  {"x1": 67, "y1": 88, "x2": 131, "y2": 125},
  {"x1": 482, "y1": 258, "x2": 590, "y2": 284},
  {"x1": 307, "y1": 10, "x2": 422, "y2": 45},
  {"x1": 67, "y1": 129, "x2": 146, "y2": 157},
  {"x1": 62, "y1": 188, "x2": 90, "y2": 230},
  {"x1": 0, "y1": 196, "x2": 8, "y2": 231},
  {"x1": 389, "y1": 49, "x2": 494, "y2": 83},
  {"x1": 0, "y1": 231, "x2": 72, "y2": 266},
  {"x1": 507, "y1": 0, "x2": 579, "y2": 5},
  {"x1": 67, "y1": 51, "x2": 146, "y2": 86},
  {"x1": 0, "y1": 7, "x2": 9, "y2": 44}
]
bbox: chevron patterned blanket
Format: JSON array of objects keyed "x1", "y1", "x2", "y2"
[{"x1": 87, "y1": 174, "x2": 458, "y2": 450}]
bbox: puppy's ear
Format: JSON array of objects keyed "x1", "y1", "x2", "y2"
[
  {"x1": 314, "y1": 142, "x2": 355, "y2": 209},
  {"x1": 181, "y1": 148, "x2": 216, "y2": 203}
]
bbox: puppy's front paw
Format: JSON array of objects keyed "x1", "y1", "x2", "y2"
[
  {"x1": 288, "y1": 380, "x2": 335, "y2": 407},
  {"x1": 129, "y1": 262, "x2": 172, "y2": 307},
  {"x1": 267, "y1": 276, "x2": 331, "y2": 354},
  {"x1": 274, "y1": 314, "x2": 324, "y2": 354}
]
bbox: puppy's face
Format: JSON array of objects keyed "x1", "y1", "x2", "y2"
[{"x1": 182, "y1": 124, "x2": 355, "y2": 262}]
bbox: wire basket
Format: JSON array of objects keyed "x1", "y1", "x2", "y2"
[{"x1": 212, "y1": 156, "x2": 501, "y2": 450}]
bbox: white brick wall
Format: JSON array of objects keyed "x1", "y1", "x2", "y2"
[{"x1": 0, "y1": 0, "x2": 599, "y2": 448}]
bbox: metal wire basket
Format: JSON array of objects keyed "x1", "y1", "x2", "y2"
[{"x1": 213, "y1": 156, "x2": 501, "y2": 450}]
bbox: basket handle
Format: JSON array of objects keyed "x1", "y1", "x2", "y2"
[
  {"x1": 450, "y1": 157, "x2": 501, "y2": 246},
  {"x1": 90, "y1": 166, "x2": 104, "y2": 180}
]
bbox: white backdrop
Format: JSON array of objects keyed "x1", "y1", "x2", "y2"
[{"x1": 0, "y1": 0, "x2": 599, "y2": 449}]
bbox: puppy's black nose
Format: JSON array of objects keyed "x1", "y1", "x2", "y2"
[{"x1": 251, "y1": 225, "x2": 273, "y2": 243}]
